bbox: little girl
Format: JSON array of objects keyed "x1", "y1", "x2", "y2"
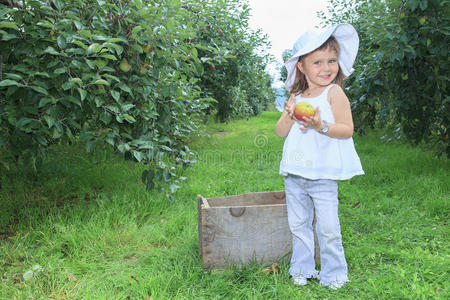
[{"x1": 275, "y1": 24, "x2": 364, "y2": 289}]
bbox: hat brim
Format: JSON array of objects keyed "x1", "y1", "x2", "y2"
[{"x1": 284, "y1": 24, "x2": 359, "y2": 91}]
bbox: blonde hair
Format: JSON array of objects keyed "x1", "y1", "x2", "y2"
[{"x1": 290, "y1": 36, "x2": 345, "y2": 95}]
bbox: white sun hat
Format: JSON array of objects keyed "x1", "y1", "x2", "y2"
[{"x1": 284, "y1": 23, "x2": 359, "y2": 91}]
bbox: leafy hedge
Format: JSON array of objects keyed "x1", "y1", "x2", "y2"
[
  {"x1": 318, "y1": 0, "x2": 449, "y2": 156},
  {"x1": 0, "y1": 0, "x2": 274, "y2": 196}
]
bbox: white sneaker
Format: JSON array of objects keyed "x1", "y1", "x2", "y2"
[
  {"x1": 328, "y1": 280, "x2": 346, "y2": 290},
  {"x1": 292, "y1": 275, "x2": 307, "y2": 286}
]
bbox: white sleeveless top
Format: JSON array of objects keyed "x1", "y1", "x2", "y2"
[{"x1": 279, "y1": 84, "x2": 364, "y2": 180}]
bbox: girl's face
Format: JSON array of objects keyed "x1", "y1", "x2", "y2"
[{"x1": 297, "y1": 47, "x2": 339, "y2": 90}]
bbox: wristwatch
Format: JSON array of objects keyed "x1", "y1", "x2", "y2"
[{"x1": 319, "y1": 120, "x2": 329, "y2": 134}]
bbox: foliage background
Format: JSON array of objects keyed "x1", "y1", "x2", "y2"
[{"x1": 0, "y1": 0, "x2": 275, "y2": 195}]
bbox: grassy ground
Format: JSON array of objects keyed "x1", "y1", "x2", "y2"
[{"x1": 0, "y1": 111, "x2": 448, "y2": 299}]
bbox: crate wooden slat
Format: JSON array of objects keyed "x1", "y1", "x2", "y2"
[{"x1": 197, "y1": 191, "x2": 319, "y2": 269}]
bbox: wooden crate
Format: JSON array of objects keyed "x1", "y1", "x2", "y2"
[{"x1": 197, "y1": 191, "x2": 319, "y2": 269}]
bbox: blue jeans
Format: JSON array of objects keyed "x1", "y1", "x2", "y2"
[{"x1": 284, "y1": 174, "x2": 349, "y2": 286}]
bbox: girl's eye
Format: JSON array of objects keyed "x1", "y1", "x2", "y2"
[
  {"x1": 329, "y1": 59, "x2": 336, "y2": 63},
  {"x1": 314, "y1": 61, "x2": 321, "y2": 65}
]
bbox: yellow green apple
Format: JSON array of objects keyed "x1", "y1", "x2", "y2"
[
  {"x1": 293, "y1": 101, "x2": 315, "y2": 120},
  {"x1": 119, "y1": 60, "x2": 131, "y2": 72}
]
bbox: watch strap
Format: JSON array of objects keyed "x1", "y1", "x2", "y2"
[{"x1": 320, "y1": 120, "x2": 328, "y2": 134}]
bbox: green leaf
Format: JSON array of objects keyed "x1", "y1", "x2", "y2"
[
  {"x1": 95, "y1": 59, "x2": 108, "y2": 69},
  {"x1": 131, "y1": 44, "x2": 143, "y2": 54},
  {"x1": 0, "y1": 79, "x2": 22, "y2": 87},
  {"x1": 122, "y1": 114, "x2": 136, "y2": 123},
  {"x1": 106, "y1": 105, "x2": 120, "y2": 114},
  {"x1": 121, "y1": 103, "x2": 135, "y2": 112},
  {"x1": 103, "y1": 74, "x2": 120, "y2": 82},
  {"x1": 73, "y1": 40, "x2": 88, "y2": 49},
  {"x1": 132, "y1": 150, "x2": 143, "y2": 162},
  {"x1": 16, "y1": 118, "x2": 33, "y2": 130},
  {"x1": 62, "y1": 81, "x2": 74, "y2": 90},
  {"x1": 118, "y1": 83, "x2": 133, "y2": 95},
  {"x1": 106, "y1": 37, "x2": 127, "y2": 43},
  {"x1": 94, "y1": 79, "x2": 110, "y2": 86},
  {"x1": 30, "y1": 72, "x2": 50, "y2": 78},
  {"x1": 162, "y1": 86, "x2": 170, "y2": 97},
  {"x1": 87, "y1": 43, "x2": 102, "y2": 54},
  {"x1": 105, "y1": 137, "x2": 114, "y2": 146},
  {"x1": 5, "y1": 73, "x2": 22, "y2": 81},
  {"x1": 117, "y1": 143, "x2": 131, "y2": 153},
  {"x1": 57, "y1": 36, "x2": 67, "y2": 49},
  {"x1": 2, "y1": 33, "x2": 18, "y2": 41},
  {"x1": 78, "y1": 30, "x2": 92, "y2": 39},
  {"x1": 99, "y1": 54, "x2": 117, "y2": 60},
  {"x1": 65, "y1": 96, "x2": 82, "y2": 107},
  {"x1": 53, "y1": 126, "x2": 63, "y2": 139},
  {"x1": 39, "y1": 97, "x2": 53, "y2": 107},
  {"x1": 54, "y1": 67, "x2": 67, "y2": 74},
  {"x1": 132, "y1": 25, "x2": 144, "y2": 35},
  {"x1": 66, "y1": 127, "x2": 75, "y2": 143},
  {"x1": 0, "y1": 21, "x2": 19, "y2": 30},
  {"x1": 111, "y1": 90, "x2": 120, "y2": 102},
  {"x1": 408, "y1": 0, "x2": 420, "y2": 11},
  {"x1": 95, "y1": 97, "x2": 104, "y2": 107},
  {"x1": 419, "y1": 0, "x2": 428, "y2": 10},
  {"x1": 103, "y1": 42, "x2": 123, "y2": 56},
  {"x1": 84, "y1": 59, "x2": 95, "y2": 69},
  {"x1": 70, "y1": 77, "x2": 83, "y2": 85},
  {"x1": 99, "y1": 111, "x2": 112, "y2": 125},
  {"x1": 36, "y1": 21, "x2": 53, "y2": 28},
  {"x1": 30, "y1": 86, "x2": 49, "y2": 95},
  {"x1": 35, "y1": 135, "x2": 48, "y2": 146},
  {"x1": 93, "y1": 34, "x2": 108, "y2": 41},
  {"x1": 78, "y1": 88, "x2": 87, "y2": 101},
  {"x1": 0, "y1": 8, "x2": 15, "y2": 18},
  {"x1": 43, "y1": 115, "x2": 55, "y2": 128},
  {"x1": 44, "y1": 46, "x2": 60, "y2": 55},
  {"x1": 73, "y1": 20, "x2": 83, "y2": 30}
]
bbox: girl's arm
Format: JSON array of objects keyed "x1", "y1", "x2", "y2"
[
  {"x1": 275, "y1": 94, "x2": 296, "y2": 138},
  {"x1": 324, "y1": 85, "x2": 354, "y2": 139}
]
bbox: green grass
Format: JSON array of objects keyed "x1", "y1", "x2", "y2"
[{"x1": 0, "y1": 111, "x2": 449, "y2": 299}]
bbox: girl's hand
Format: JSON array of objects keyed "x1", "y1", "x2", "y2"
[
  {"x1": 284, "y1": 93, "x2": 297, "y2": 121},
  {"x1": 299, "y1": 107, "x2": 323, "y2": 132},
  {"x1": 284, "y1": 101, "x2": 295, "y2": 119}
]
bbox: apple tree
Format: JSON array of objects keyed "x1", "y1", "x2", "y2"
[
  {"x1": 318, "y1": 0, "x2": 449, "y2": 156},
  {"x1": 0, "y1": 0, "x2": 276, "y2": 195}
]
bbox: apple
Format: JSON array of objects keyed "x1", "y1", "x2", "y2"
[
  {"x1": 119, "y1": 60, "x2": 131, "y2": 72},
  {"x1": 139, "y1": 66, "x2": 147, "y2": 74},
  {"x1": 419, "y1": 16, "x2": 427, "y2": 25},
  {"x1": 218, "y1": 28, "x2": 223, "y2": 34},
  {"x1": 208, "y1": 65, "x2": 214, "y2": 71},
  {"x1": 143, "y1": 44, "x2": 153, "y2": 53},
  {"x1": 293, "y1": 101, "x2": 315, "y2": 120}
]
